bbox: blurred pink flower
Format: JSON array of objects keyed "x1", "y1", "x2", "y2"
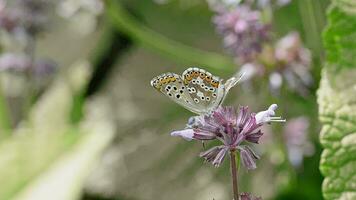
[
  {"x1": 0, "y1": 53, "x2": 31, "y2": 71},
  {"x1": 239, "y1": 32, "x2": 313, "y2": 96},
  {"x1": 0, "y1": 0, "x2": 52, "y2": 36},
  {"x1": 284, "y1": 117, "x2": 314, "y2": 167},
  {"x1": 213, "y1": 5, "x2": 271, "y2": 62},
  {"x1": 240, "y1": 192, "x2": 262, "y2": 200}
]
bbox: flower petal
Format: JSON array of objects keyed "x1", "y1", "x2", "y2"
[
  {"x1": 193, "y1": 130, "x2": 217, "y2": 140},
  {"x1": 239, "y1": 146, "x2": 259, "y2": 170},
  {"x1": 170, "y1": 129, "x2": 194, "y2": 141},
  {"x1": 200, "y1": 145, "x2": 227, "y2": 167},
  {"x1": 212, "y1": 107, "x2": 228, "y2": 125},
  {"x1": 241, "y1": 115, "x2": 260, "y2": 135},
  {"x1": 212, "y1": 147, "x2": 228, "y2": 167},
  {"x1": 200, "y1": 146, "x2": 221, "y2": 162},
  {"x1": 255, "y1": 104, "x2": 285, "y2": 124},
  {"x1": 244, "y1": 145, "x2": 260, "y2": 160},
  {"x1": 236, "y1": 106, "x2": 249, "y2": 127},
  {"x1": 245, "y1": 130, "x2": 263, "y2": 144}
]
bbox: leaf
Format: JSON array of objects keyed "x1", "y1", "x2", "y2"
[
  {"x1": 318, "y1": 69, "x2": 356, "y2": 200},
  {"x1": 12, "y1": 125, "x2": 114, "y2": 200},
  {"x1": 0, "y1": 60, "x2": 96, "y2": 200},
  {"x1": 323, "y1": 1, "x2": 356, "y2": 70},
  {"x1": 319, "y1": 1, "x2": 356, "y2": 199}
]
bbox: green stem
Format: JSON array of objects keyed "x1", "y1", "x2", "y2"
[
  {"x1": 0, "y1": 82, "x2": 12, "y2": 137},
  {"x1": 105, "y1": 0, "x2": 235, "y2": 73},
  {"x1": 230, "y1": 150, "x2": 239, "y2": 200}
]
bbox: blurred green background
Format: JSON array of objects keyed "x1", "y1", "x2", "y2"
[{"x1": 0, "y1": 0, "x2": 331, "y2": 200}]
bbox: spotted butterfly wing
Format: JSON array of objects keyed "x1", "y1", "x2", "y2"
[
  {"x1": 151, "y1": 67, "x2": 229, "y2": 115},
  {"x1": 181, "y1": 68, "x2": 225, "y2": 113},
  {"x1": 151, "y1": 72, "x2": 204, "y2": 114}
]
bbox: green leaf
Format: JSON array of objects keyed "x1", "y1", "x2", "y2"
[
  {"x1": 318, "y1": 69, "x2": 356, "y2": 200},
  {"x1": 319, "y1": 1, "x2": 356, "y2": 199},
  {"x1": 323, "y1": 1, "x2": 356, "y2": 70}
]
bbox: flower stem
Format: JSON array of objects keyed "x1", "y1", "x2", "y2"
[
  {"x1": 104, "y1": 0, "x2": 235, "y2": 73},
  {"x1": 230, "y1": 150, "x2": 239, "y2": 200}
]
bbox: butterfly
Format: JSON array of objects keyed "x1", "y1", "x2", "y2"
[{"x1": 150, "y1": 67, "x2": 243, "y2": 115}]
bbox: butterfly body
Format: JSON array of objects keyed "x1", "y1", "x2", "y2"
[{"x1": 151, "y1": 67, "x2": 241, "y2": 115}]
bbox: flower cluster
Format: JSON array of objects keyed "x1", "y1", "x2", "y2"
[
  {"x1": 210, "y1": 0, "x2": 313, "y2": 96},
  {"x1": 240, "y1": 192, "x2": 262, "y2": 200},
  {"x1": 171, "y1": 104, "x2": 284, "y2": 169},
  {"x1": 0, "y1": 0, "x2": 58, "y2": 81},
  {"x1": 0, "y1": 0, "x2": 52, "y2": 36},
  {"x1": 240, "y1": 32, "x2": 313, "y2": 96},
  {"x1": 0, "y1": 53, "x2": 57, "y2": 79},
  {"x1": 213, "y1": 5, "x2": 271, "y2": 62}
]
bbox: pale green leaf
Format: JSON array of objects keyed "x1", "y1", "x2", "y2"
[{"x1": 319, "y1": 0, "x2": 356, "y2": 199}]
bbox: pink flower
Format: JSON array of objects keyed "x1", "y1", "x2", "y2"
[
  {"x1": 171, "y1": 104, "x2": 284, "y2": 169},
  {"x1": 213, "y1": 5, "x2": 271, "y2": 62}
]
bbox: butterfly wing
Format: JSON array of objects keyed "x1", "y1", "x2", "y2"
[
  {"x1": 150, "y1": 72, "x2": 204, "y2": 114},
  {"x1": 181, "y1": 67, "x2": 225, "y2": 113}
]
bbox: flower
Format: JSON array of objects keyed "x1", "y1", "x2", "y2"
[
  {"x1": 256, "y1": 0, "x2": 291, "y2": 7},
  {"x1": 0, "y1": 0, "x2": 52, "y2": 36},
  {"x1": 238, "y1": 32, "x2": 313, "y2": 96},
  {"x1": 207, "y1": 0, "x2": 241, "y2": 11},
  {"x1": 0, "y1": 53, "x2": 57, "y2": 79},
  {"x1": 213, "y1": 5, "x2": 271, "y2": 62},
  {"x1": 171, "y1": 104, "x2": 284, "y2": 169},
  {"x1": 0, "y1": 53, "x2": 31, "y2": 71},
  {"x1": 272, "y1": 32, "x2": 313, "y2": 95},
  {"x1": 284, "y1": 117, "x2": 314, "y2": 167},
  {"x1": 0, "y1": 1, "x2": 22, "y2": 32},
  {"x1": 240, "y1": 192, "x2": 262, "y2": 200}
]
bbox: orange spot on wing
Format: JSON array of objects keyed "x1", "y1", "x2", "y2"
[
  {"x1": 211, "y1": 81, "x2": 219, "y2": 88},
  {"x1": 186, "y1": 75, "x2": 192, "y2": 81},
  {"x1": 205, "y1": 76, "x2": 212, "y2": 82}
]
